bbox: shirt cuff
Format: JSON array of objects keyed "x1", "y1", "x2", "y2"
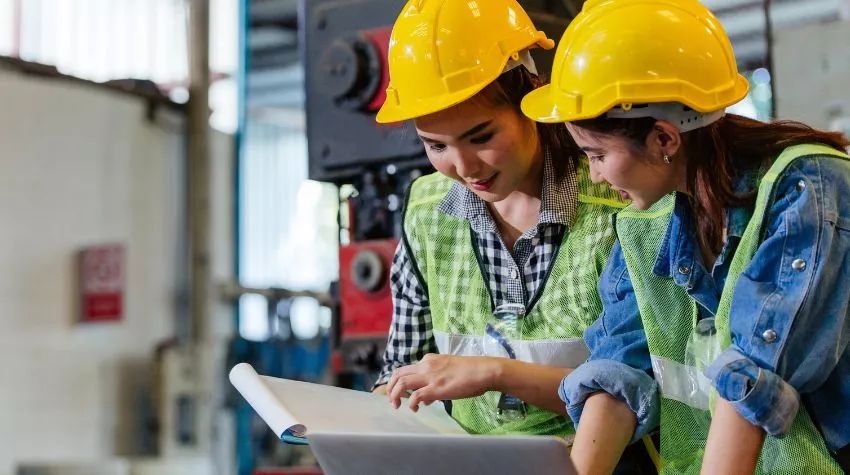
[
  {"x1": 559, "y1": 359, "x2": 659, "y2": 444},
  {"x1": 705, "y1": 347, "x2": 800, "y2": 437},
  {"x1": 372, "y1": 368, "x2": 394, "y2": 390}
]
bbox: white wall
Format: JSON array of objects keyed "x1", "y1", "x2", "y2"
[
  {"x1": 774, "y1": 19, "x2": 850, "y2": 130},
  {"x1": 0, "y1": 67, "x2": 233, "y2": 474}
]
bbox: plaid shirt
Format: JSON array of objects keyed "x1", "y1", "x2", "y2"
[{"x1": 376, "y1": 152, "x2": 579, "y2": 386}]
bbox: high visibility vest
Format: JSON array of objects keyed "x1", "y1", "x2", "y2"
[{"x1": 404, "y1": 161, "x2": 624, "y2": 435}]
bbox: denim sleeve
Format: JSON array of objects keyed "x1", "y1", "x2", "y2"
[
  {"x1": 559, "y1": 241, "x2": 659, "y2": 443},
  {"x1": 706, "y1": 156, "x2": 850, "y2": 437}
]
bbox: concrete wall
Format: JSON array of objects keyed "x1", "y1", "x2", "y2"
[
  {"x1": 0, "y1": 67, "x2": 233, "y2": 474},
  {"x1": 774, "y1": 19, "x2": 850, "y2": 130}
]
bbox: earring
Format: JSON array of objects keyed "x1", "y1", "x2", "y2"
[{"x1": 663, "y1": 155, "x2": 671, "y2": 164}]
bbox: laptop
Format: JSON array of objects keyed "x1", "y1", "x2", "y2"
[{"x1": 308, "y1": 432, "x2": 576, "y2": 475}]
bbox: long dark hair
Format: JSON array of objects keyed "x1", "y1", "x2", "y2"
[
  {"x1": 573, "y1": 113, "x2": 850, "y2": 255},
  {"x1": 472, "y1": 66, "x2": 580, "y2": 181}
]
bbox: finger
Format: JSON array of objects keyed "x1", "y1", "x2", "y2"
[
  {"x1": 389, "y1": 375, "x2": 426, "y2": 409},
  {"x1": 409, "y1": 389, "x2": 435, "y2": 411},
  {"x1": 408, "y1": 389, "x2": 421, "y2": 411},
  {"x1": 390, "y1": 381, "x2": 413, "y2": 409},
  {"x1": 386, "y1": 365, "x2": 415, "y2": 398},
  {"x1": 408, "y1": 390, "x2": 422, "y2": 412},
  {"x1": 408, "y1": 386, "x2": 439, "y2": 412}
]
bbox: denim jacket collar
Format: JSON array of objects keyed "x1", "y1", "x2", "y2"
[{"x1": 652, "y1": 169, "x2": 759, "y2": 284}]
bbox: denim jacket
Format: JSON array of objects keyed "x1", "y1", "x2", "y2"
[{"x1": 560, "y1": 152, "x2": 850, "y2": 452}]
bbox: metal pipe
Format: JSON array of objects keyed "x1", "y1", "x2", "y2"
[
  {"x1": 218, "y1": 281, "x2": 334, "y2": 308},
  {"x1": 188, "y1": 0, "x2": 212, "y2": 344},
  {"x1": 763, "y1": 0, "x2": 777, "y2": 118},
  {"x1": 235, "y1": 0, "x2": 250, "y2": 340}
]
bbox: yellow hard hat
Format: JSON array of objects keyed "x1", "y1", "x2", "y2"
[
  {"x1": 375, "y1": 0, "x2": 555, "y2": 124},
  {"x1": 521, "y1": 0, "x2": 750, "y2": 123}
]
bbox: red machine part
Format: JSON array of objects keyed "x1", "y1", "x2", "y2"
[
  {"x1": 361, "y1": 26, "x2": 393, "y2": 113},
  {"x1": 336, "y1": 238, "x2": 397, "y2": 374},
  {"x1": 338, "y1": 238, "x2": 397, "y2": 338}
]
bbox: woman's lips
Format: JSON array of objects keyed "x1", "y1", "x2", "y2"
[{"x1": 468, "y1": 173, "x2": 498, "y2": 191}]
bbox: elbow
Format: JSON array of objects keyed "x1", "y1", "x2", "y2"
[
  {"x1": 561, "y1": 360, "x2": 660, "y2": 443},
  {"x1": 706, "y1": 348, "x2": 800, "y2": 437}
]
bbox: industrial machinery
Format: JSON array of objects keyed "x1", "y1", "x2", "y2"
[{"x1": 301, "y1": 0, "x2": 580, "y2": 386}]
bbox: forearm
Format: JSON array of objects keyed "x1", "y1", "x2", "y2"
[
  {"x1": 570, "y1": 392, "x2": 635, "y2": 475},
  {"x1": 490, "y1": 359, "x2": 572, "y2": 415},
  {"x1": 701, "y1": 398, "x2": 765, "y2": 475}
]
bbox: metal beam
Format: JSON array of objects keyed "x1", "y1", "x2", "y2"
[
  {"x1": 250, "y1": 0, "x2": 299, "y2": 29},
  {"x1": 250, "y1": 0, "x2": 298, "y2": 19},
  {"x1": 764, "y1": 0, "x2": 777, "y2": 115},
  {"x1": 249, "y1": 27, "x2": 297, "y2": 49},
  {"x1": 250, "y1": 14, "x2": 298, "y2": 29},
  {"x1": 246, "y1": 63, "x2": 303, "y2": 88},
  {"x1": 248, "y1": 46, "x2": 300, "y2": 70},
  {"x1": 219, "y1": 281, "x2": 329, "y2": 306},
  {"x1": 187, "y1": 0, "x2": 212, "y2": 344},
  {"x1": 247, "y1": 90, "x2": 305, "y2": 109}
]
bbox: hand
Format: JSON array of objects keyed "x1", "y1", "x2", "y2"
[
  {"x1": 372, "y1": 384, "x2": 388, "y2": 395},
  {"x1": 386, "y1": 354, "x2": 500, "y2": 411}
]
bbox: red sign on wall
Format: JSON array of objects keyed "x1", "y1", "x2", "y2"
[{"x1": 78, "y1": 244, "x2": 125, "y2": 323}]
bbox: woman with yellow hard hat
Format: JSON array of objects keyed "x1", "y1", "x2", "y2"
[
  {"x1": 369, "y1": 0, "x2": 648, "y2": 457},
  {"x1": 522, "y1": 0, "x2": 850, "y2": 473}
]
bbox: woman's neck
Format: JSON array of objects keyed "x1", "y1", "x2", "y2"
[{"x1": 488, "y1": 147, "x2": 545, "y2": 252}]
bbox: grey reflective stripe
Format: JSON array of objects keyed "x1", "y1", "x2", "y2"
[
  {"x1": 433, "y1": 331, "x2": 589, "y2": 368},
  {"x1": 650, "y1": 355, "x2": 712, "y2": 411}
]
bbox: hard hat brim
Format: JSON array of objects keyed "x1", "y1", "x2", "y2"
[
  {"x1": 521, "y1": 76, "x2": 751, "y2": 124},
  {"x1": 520, "y1": 84, "x2": 575, "y2": 123},
  {"x1": 375, "y1": 81, "x2": 488, "y2": 124}
]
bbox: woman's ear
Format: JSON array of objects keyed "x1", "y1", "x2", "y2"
[{"x1": 651, "y1": 120, "x2": 683, "y2": 157}]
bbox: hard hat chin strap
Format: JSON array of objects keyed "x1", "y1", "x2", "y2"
[{"x1": 605, "y1": 102, "x2": 726, "y2": 133}]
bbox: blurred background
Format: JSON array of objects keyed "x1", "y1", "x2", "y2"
[{"x1": 0, "y1": 0, "x2": 847, "y2": 474}]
